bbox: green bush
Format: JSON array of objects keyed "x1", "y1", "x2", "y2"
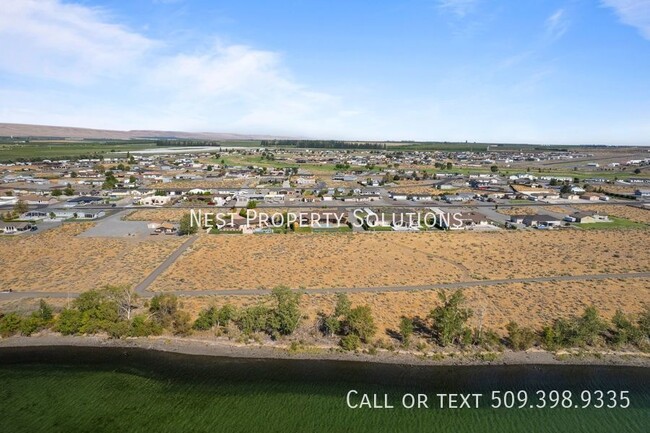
[
  {"x1": 344, "y1": 306, "x2": 376, "y2": 343},
  {"x1": 340, "y1": 334, "x2": 361, "y2": 351},
  {"x1": 0, "y1": 313, "x2": 22, "y2": 337},
  {"x1": 505, "y1": 321, "x2": 536, "y2": 350},
  {"x1": 55, "y1": 309, "x2": 84, "y2": 335}
]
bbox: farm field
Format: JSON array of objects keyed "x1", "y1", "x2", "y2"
[
  {"x1": 0, "y1": 142, "x2": 156, "y2": 161},
  {"x1": 149, "y1": 229, "x2": 650, "y2": 292},
  {"x1": 0, "y1": 223, "x2": 184, "y2": 292}
]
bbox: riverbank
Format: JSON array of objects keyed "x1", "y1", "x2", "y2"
[{"x1": 1, "y1": 333, "x2": 648, "y2": 367}]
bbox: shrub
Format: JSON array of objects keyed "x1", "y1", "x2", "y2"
[
  {"x1": 55, "y1": 309, "x2": 84, "y2": 335},
  {"x1": 344, "y1": 306, "x2": 376, "y2": 343},
  {"x1": 172, "y1": 311, "x2": 193, "y2": 336},
  {"x1": 505, "y1": 321, "x2": 536, "y2": 350},
  {"x1": 399, "y1": 317, "x2": 414, "y2": 346},
  {"x1": 0, "y1": 313, "x2": 22, "y2": 337},
  {"x1": 340, "y1": 334, "x2": 361, "y2": 351}
]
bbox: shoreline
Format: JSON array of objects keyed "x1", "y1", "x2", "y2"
[{"x1": 1, "y1": 334, "x2": 649, "y2": 367}]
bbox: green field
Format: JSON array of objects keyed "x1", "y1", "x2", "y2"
[
  {"x1": 0, "y1": 142, "x2": 158, "y2": 162},
  {"x1": 577, "y1": 216, "x2": 648, "y2": 230}
]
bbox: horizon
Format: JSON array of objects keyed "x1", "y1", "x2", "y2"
[{"x1": 1, "y1": 1, "x2": 650, "y2": 145}]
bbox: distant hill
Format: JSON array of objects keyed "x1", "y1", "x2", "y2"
[{"x1": 0, "y1": 123, "x2": 293, "y2": 141}]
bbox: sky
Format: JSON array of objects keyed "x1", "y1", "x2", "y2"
[{"x1": 1, "y1": 0, "x2": 649, "y2": 145}]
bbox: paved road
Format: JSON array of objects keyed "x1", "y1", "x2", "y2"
[
  {"x1": 2, "y1": 271, "x2": 648, "y2": 299},
  {"x1": 132, "y1": 234, "x2": 199, "y2": 295}
]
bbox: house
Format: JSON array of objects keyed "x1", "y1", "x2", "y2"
[
  {"x1": 150, "y1": 222, "x2": 178, "y2": 235},
  {"x1": 64, "y1": 196, "x2": 104, "y2": 207},
  {"x1": 510, "y1": 214, "x2": 562, "y2": 228},
  {"x1": 0, "y1": 221, "x2": 33, "y2": 234},
  {"x1": 409, "y1": 194, "x2": 433, "y2": 202},
  {"x1": 444, "y1": 193, "x2": 475, "y2": 203},
  {"x1": 580, "y1": 192, "x2": 602, "y2": 201},
  {"x1": 20, "y1": 211, "x2": 49, "y2": 221},
  {"x1": 137, "y1": 195, "x2": 172, "y2": 206},
  {"x1": 388, "y1": 192, "x2": 408, "y2": 200},
  {"x1": 568, "y1": 211, "x2": 610, "y2": 224}
]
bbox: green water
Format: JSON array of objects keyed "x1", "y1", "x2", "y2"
[{"x1": 0, "y1": 347, "x2": 648, "y2": 433}]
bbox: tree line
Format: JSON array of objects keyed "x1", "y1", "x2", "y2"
[
  {"x1": 261, "y1": 140, "x2": 387, "y2": 150},
  {"x1": 1, "y1": 288, "x2": 648, "y2": 355}
]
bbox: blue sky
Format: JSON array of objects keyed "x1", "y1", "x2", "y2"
[{"x1": 1, "y1": 0, "x2": 649, "y2": 144}]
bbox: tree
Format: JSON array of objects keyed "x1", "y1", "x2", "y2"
[
  {"x1": 344, "y1": 306, "x2": 376, "y2": 343},
  {"x1": 634, "y1": 168, "x2": 641, "y2": 174},
  {"x1": 490, "y1": 165, "x2": 498, "y2": 173},
  {"x1": 560, "y1": 184, "x2": 572, "y2": 195},
  {"x1": 129, "y1": 175, "x2": 137, "y2": 184},
  {"x1": 149, "y1": 294, "x2": 179, "y2": 328},
  {"x1": 638, "y1": 305, "x2": 650, "y2": 338},
  {"x1": 104, "y1": 285, "x2": 138, "y2": 320},
  {"x1": 611, "y1": 310, "x2": 643, "y2": 347},
  {"x1": 575, "y1": 306, "x2": 606, "y2": 346},
  {"x1": 399, "y1": 317, "x2": 414, "y2": 346},
  {"x1": 13, "y1": 199, "x2": 28, "y2": 215},
  {"x1": 179, "y1": 214, "x2": 198, "y2": 235},
  {"x1": 247, "y1": 200, "x2": 258, "y2": 209},
  {"x1": 334, "y1": 293, "x2": 351, "y2": 318},
  {"x1": 446, "y1": 162, "x2": 453, "y2": 170},
  {"x1": 268, "y1": 287, "x2": 301, "y2": 336},
  {"x1": 429, "y1": 290, "x2": 473, "y2": 346},
  {"x1": 63, "y1": 185, "x2": 75, "y2": 196},
  {"x1": 51, "y1": 189, "x2": 63, "y2": 197}
]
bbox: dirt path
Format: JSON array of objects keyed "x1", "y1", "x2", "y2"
[{"x1": 133, "y1": 234, "x2": 199, "y2": 295}]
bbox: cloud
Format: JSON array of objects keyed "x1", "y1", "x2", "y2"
[
  {"x1": 437, "y1": 0, "x2": 479, "y2": 18},
  {"x1": 545, "y1": 8, "x2": 569, "y2": 41},
  {"x1": 602, "y1": 0, "x2": 650, "y2": 40},
  {"x1": 0, "y1": 0, "x2": 154, "y2": 84},
  {"x1": 0, "y1": 0, "x2": 354, "y2": 136}
]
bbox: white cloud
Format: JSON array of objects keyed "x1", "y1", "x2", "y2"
[
  {"x1": 0, "y1": 0, "x2": 154, "y2": 84},
  {"x1": 545, "y1": 8, "x2": 569, "y2": 41},
  {"x1": 602, "y1": 0, "x2": 650, "y2": 40},
  {"x1": 437, "y1": 0, "x2": 479, "y2": 18},
  {"x1": 0, "y1": 0, "x2": 352, "y2": 136}
]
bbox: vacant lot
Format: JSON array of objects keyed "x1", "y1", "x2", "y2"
[
  {"x1": 0, "y1": 223, "x2": 184, "y2": 292},
  {"x1": 172, "y1": 277, "x2": 649, "y2": 340},
  {"x1": 150, "y1": 229, "x2": 650, "y2": 292}
]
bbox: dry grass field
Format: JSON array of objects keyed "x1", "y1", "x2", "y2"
[
  {"x1": 496, "y1": 206, "x2": 539, "y2": 216},
  {"x1": 170, "y1": 277, "x2": 650, "y2": 340},
  {"x1": 0, "y1": 223, "x2": 184, "y2": 292},
  {"x1": 124, "y1": 209, "x2": 190, "y2": 222},
  {"x1": 149, "y1": 229, "x2": 650, "y2": 292}
]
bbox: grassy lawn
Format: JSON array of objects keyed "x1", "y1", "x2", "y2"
[
  {"x1": 577, "y1": 216, "x2": 647, "y2": 230},
  {"x1": 208, "y1": 228, "x2": 242, "y2": 234}
]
